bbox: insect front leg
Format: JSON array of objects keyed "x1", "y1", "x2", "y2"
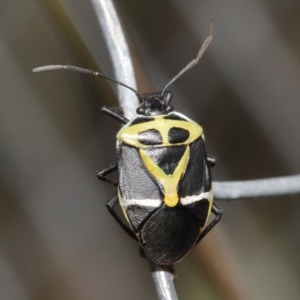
[
  {"x1": 102, "y1": 106, "x2": 128, "y2": 124},
  {"x1": 195, "y1": 203, "x2": 223, "y2": 244},
  {"x1": 106, "y1": 194, "x2": 138, "y2": 241}
]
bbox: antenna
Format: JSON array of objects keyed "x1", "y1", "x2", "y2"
[
  {"x1": 33, "y1": 65, "x2": 139, "y2": 97},
  {"x1": 161, "y1": 20, "x2": 214, "y2": 96}
]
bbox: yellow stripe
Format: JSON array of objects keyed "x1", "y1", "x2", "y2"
[
  {"x1": 139, "y1": 146, "x2": 190, "y2": 207},
  {"x1": 117, "y1": 114, "x2": 202, "y2": 148}
]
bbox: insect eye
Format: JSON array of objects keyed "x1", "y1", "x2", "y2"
[
  {"x1": 138, "y1": 129, "x2": 163, "y2": 145},
  {"x1": 168, "y1": 127, "x2": 190, "y2": 144}
]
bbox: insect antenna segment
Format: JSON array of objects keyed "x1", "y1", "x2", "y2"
[
  {"x1": 33, "y1": 64, "x2": 140, "y2": 98},
  {"x1": 160, "y1": 20, "x2": 214, "y2": 97}
]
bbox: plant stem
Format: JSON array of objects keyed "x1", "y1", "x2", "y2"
[{"x1": 90, "y1": 0, "x2": 178, "y2": 299}]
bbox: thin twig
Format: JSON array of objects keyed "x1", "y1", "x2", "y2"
[
  {"x1": 90, "y1": 0, "x2": 138, "y2": 119},
  {"x1": 90, "y1": 0, "x2": 178, "y2": 299},
  {"x1": 149, "y1": 263, "x2": 178, "y2": 300},
  {"x1": 214, "y1": 174, "x2": 300, "y2": 200}
]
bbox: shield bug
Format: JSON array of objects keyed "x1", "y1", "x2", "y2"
[{"x1": 33, "y1": 23, "x2": 222, "y2": 266}]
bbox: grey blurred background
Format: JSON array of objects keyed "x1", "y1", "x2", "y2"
[{"x1": 1, "y1": 0, "x2": 300, "y2": 299}]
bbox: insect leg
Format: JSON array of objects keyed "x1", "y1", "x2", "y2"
[
  {"x1": 106, "y1": 195, "x2": 138, "y2": 241},
  {"x1": 97, "y1": 164, "x2": 118, "y2": 186},
  {"x1": 195, "y1": 203, "x2": 223, "y2": 244},
  {"x1": 102, "y1": 106, "x2": 128, "y2": 124},
  {"x1": 207, "y1": 157, "x2": 216, "y2": 167}
]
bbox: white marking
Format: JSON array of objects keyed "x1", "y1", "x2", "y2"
[
  {"x1": 180, "y1": 191, "x2": 212, "y2": 205},
  {"x1": 119, "y1": 190, "x2": 212, "y2": 207},
  {"x1": 120, "y1": 198, "x2": 162, "y2": 208}
]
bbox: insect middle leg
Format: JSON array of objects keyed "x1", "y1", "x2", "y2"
[
  {"x1": 106, "y1": 194, "x2": 138, "y2": 241},
  {"x1": 195, "y1": 203, "x2": 223, "y2": 244},
  {"x1": 97, "y1": 164, "x2": 118, "y2": 186}
]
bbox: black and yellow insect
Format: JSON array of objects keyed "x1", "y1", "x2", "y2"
[
  {"x1": 103, "y1": 93, "x2": 222, "y2": 265},
  {"x1": 33, "y1": 23, "x2": 222, "y2": 266}
]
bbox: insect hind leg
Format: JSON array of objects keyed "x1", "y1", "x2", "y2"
[
  {"x1": 106, "y1": 194, "x2": 138, "y2": 241},
  {"x1": 195, "y1": 203, "x2": 223, "y2": 245}
]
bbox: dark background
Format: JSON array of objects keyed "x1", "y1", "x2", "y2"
[{"x1": 1, "y1": 0, "x2": 300, "y2": 299}]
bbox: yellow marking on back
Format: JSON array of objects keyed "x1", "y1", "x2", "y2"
[
  {"x1": 117, "y1": 114, "x2": 203, "y2": 148},
  {"x1": 139, "y1": 146, "x2": 190, "y2": 207}
]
